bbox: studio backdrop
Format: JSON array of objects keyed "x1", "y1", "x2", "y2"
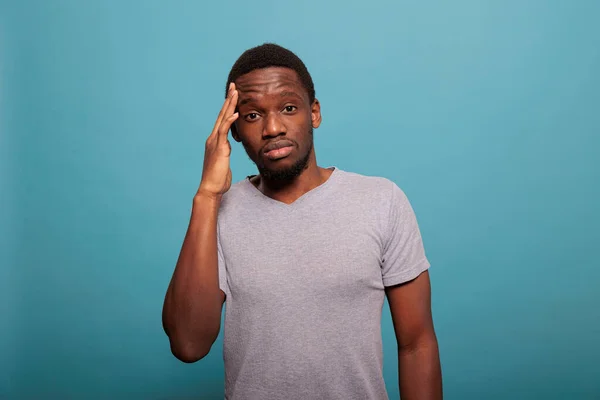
[{"x1": 1, "y1": 1, "x2": 599, "y2": 399}]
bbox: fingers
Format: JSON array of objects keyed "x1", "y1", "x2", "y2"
[
  {"x1": 210, "y1": 82, "x2": 237, "y2": 138},
  {"x1": 217, "y1": 109, "x2": 238, "y2": 145},
  {"x1": 216, "y1": 84, "x2": 238, "y2": 145},
  {"x1": 224, "y1": 83, "x2": 238, "y2": 117}
]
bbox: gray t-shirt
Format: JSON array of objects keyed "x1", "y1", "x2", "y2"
[{"x1": 217, "y1": 166, "x2": 430, "y2": 400}]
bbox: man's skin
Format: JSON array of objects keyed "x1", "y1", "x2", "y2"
[{"x1": 162, "y1": 66, "x2": 442, "y2": 399}]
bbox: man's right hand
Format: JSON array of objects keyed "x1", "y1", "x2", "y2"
[{"x1": 197, "y1": 82, "x2": 239, "y2": 198}]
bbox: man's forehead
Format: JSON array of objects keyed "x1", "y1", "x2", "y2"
[{"x1": 235, "y1": 67, "x2": 302, "y2": 92}]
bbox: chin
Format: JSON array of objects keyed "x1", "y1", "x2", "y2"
[
  {"x1": 258, "y1": 152, "x2": 311, "y2": 182},
  {"x1": 259, "y1": 164, "x2": 303, "y2": 182}
]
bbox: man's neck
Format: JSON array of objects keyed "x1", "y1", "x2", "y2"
[{"x1": 251, "y1": 162, "x2": 334, "y2": 205}]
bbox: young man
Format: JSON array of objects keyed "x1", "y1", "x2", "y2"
[{"x1": 162, "y1": 43, "x2": 442, "y2": 400}]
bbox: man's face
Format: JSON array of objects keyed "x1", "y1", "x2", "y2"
[{"x1": 232, "y1": 67, "x2": 321, "y2": 182}]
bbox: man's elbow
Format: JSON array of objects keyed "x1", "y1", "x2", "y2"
[{"x1": 169, "y1": 339, "x2": 212, "y2": 363}]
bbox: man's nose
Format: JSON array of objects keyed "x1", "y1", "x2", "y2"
[{"x1": 263, "y1": 113, "x2": 286, "y2": 138}]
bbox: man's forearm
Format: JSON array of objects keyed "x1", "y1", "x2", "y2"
[
  {"x1": 162, "y1": 194, "x2": 224, "y2": 362},
  {"x1": 398, "y1": 336, "x2": 442, "y2": 400}
]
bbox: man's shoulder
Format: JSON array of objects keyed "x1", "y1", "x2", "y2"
[
  {"x1": 227, "y1": 178, "x2": 250, "y2": 196},
  {"x1": 338, "y1": 168, "x2": 395, "y2": 187},
  {"x1": 336, "y1": 168, "x2": 400, "y2": 198},
  {"x1": 213, "y1": 179, "x2": 251, "y2": 220}
]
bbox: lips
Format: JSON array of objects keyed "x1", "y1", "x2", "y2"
[
  {"x1": 263, "y1": 139, "x2": 294, "y2": 154},
  {"x1": 263, "y1": 139, "x2": 295, "y2": 161}
]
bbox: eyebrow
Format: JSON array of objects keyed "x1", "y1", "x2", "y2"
[
  {"x1": 280, "y1": 91, "x2": 303, "y2": 101},
  {"x1": 238, "y1": 97, "x2": 256, "y2": 106}
]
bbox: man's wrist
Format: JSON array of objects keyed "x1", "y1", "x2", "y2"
[{"x1": 193, "y1": 190, "x2": 223, "y2": 207}]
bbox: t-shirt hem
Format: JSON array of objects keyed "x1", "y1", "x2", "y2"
[{"x1": 382, "y1": 259, "x2": 431, "y2": 287}]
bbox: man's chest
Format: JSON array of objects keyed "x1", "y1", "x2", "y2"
[{"x1": 219, "y1": 208, "x2": 386, "y2": 305}]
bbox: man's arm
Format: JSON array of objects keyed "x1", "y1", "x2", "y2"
[
  {"x1": 385, "y1": 270, "x2": 442, "y2": 399},
  {"x1": 162, "y1": 83, "x2": 239, "y2": 363}
]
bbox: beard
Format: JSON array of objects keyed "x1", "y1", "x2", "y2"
[{"x1": 248, "y1": 126, "x2": 314, "y2": 183}]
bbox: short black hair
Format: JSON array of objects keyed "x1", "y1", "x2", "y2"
[{"x1": 226, "y1": 43, "x2": 315, "y2": 104}]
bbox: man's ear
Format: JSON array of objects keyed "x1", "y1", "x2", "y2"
[{"x1": 311, "y1": 98, "x2": 322, "y2": 129}]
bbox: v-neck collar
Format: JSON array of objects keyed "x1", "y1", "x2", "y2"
[{"x1": 243, "y1": 166, "x2": 341, "y2": 208}]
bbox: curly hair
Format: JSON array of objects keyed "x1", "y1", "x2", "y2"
[{"x1": 225, "y1": 43, "x2": 315, "y2": 104}]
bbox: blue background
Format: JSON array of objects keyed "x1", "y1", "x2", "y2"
[{"x1": 2, "y1": 0, "x2": 599, "y2": 399}]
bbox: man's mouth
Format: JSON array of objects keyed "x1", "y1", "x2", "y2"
[{"x1": 263, "y1": 140, "x2": 294, "y2": 160}]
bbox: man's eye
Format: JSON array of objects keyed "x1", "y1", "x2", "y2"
[
  {"x1": 284, "y1": 106, "x2": 297, "y2": 113},
  {"x1": 245, "y1": 113, "x2": 259, "y2": 121}
]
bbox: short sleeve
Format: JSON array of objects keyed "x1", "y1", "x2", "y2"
[
  {"x1": 217, "y1": 223, "x2": 229, "y2": 297},
  {"x1": 380, "y1": 182, "x2": 430, "y2": 287}
]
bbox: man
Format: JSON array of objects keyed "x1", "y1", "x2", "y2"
[{"x1": 162, "y1": 43, "x2": 442, "y2": 400}]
